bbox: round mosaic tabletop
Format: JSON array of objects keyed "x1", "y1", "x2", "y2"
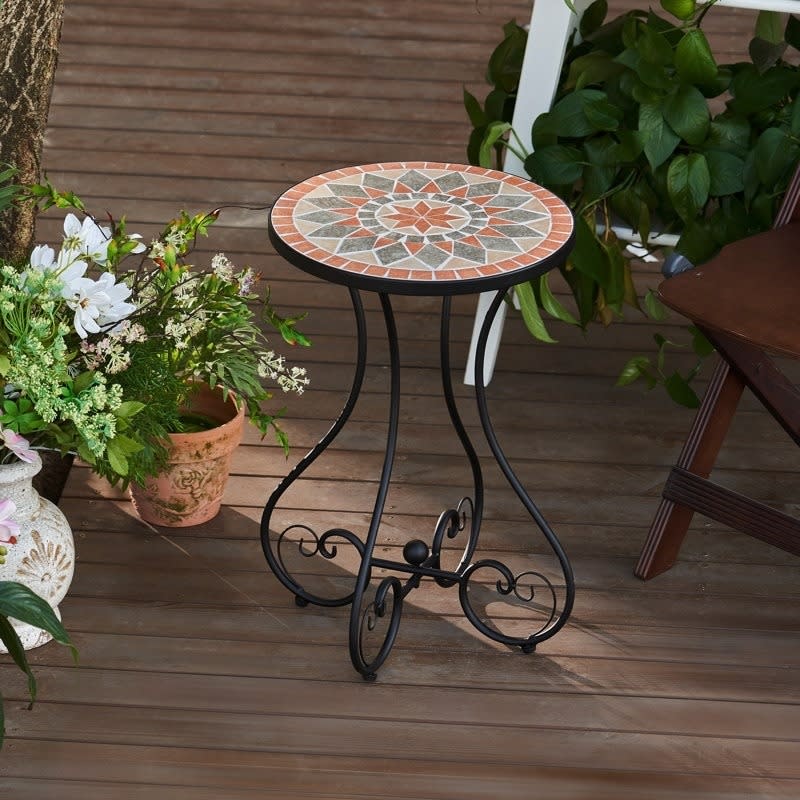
[{"x1": 269, "y1": 162, "x2": 575, "y2": 296}]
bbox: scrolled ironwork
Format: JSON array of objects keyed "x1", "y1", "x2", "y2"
[
  {"x1": 270, "y1": 524, "x2": 366, "y2": 607},
  {"x1": 458, "y1": 558, "x2": 560, "y2": 650},
  {"x1": 429, "y1": 495, "x2": 474, "y2": 587},
  {"x1": 354, "y1": 578, "x2": 404, "y2": 682}
]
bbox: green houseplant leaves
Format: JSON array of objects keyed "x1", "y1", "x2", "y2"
[{"x1": 465, "y1": 0, "x2": 800, "y2": 405}]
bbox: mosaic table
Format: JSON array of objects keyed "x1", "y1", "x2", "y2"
[{"x1": 262, "y1": 162, "x2": 576, "y2": 680}]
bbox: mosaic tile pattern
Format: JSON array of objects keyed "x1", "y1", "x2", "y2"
[{"x1": 270, "y1": 162, "x2": 573, "y2": 287}]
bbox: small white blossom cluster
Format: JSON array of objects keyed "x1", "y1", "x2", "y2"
[
  {"x1": 257, "y1": 352, "x2": 309, "y2": 395},
  {"x1": 149, "y1": 223, "x2": 189, "y2": 261},
  {"x1": 80, "y1": 319, "x2": 148, "y2": 373},
  {"x1": 211, "y1": 253, "x2": 235, "y2": 282},
  {"x1": 165, "y1": 313, "x2": 206, "y2": 349}
]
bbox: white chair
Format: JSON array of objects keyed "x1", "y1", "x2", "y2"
[{"x1": 464, "y1": 0, "x2": 799, "y2": 387}]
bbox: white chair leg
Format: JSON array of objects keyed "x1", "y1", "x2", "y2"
[{"x1": 464, "y1": 290, "x2": 508, "y2": 386}]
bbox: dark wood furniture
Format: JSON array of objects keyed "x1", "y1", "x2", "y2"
[{"x1": 635, "y1": 166, "x2": 800, "y2": 580}]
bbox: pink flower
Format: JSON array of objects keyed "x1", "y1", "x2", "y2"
[
  {"x1": 1, "y1": 428, "x2": 36, "y2": 463},
  {"x1": 0, "y1": 498, "x2": 19, "y2": 544}
]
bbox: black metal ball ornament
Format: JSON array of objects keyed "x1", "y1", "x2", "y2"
[{"x1": 403, "y1": 539, "x2": 430, "y2": 566}]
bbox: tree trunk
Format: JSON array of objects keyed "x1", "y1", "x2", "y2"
[{"x1": 0, "y1": 0, "x2": 65, "y2": 262}]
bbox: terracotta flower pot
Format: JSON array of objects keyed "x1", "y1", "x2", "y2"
[{"x1": 129, "y1": 384, "x2": 245, "y2": 527}]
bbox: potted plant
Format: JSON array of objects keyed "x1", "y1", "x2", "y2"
[
  {"x1": 0, "y1": 180, "x2": 311, "y2": 526},
  {"x1": 465, "y1": 0, "x2": 800, "y2": 404}
]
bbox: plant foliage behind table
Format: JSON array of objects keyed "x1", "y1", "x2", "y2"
[
  {"x1": 465, "y1": 0, "x2": 800, "y2": 405},
  {"x1": 0, "y1": 181, "x2": 310, "y2": 488}
]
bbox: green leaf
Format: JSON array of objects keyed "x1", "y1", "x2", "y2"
[
  {"x1": 579, "y1": 0, "x2": 608, "y2": 38},
  {"x1": 616, "y1": 355, "x2": 655, "y2": 387},
  {"x1": 548, "y1": 89, "x2": 608, "y2": 138},
  {"x1": 115, "y1": 401, "x2": 145, "y2": 420},
  {"x1": 704, "y1": 150, "x2": 745, "y2": 196},
  {"x1": 571, "y1": 213, "x2": 610, "y2": 286},
  {"x1": 754, "y1": 127, "x2": 800, "y2": 186},
  {"x1": 786, "y1": 15, "x2": 800, "y2": 51},
  {"x1": 487, "y1": 23, "x2": 527, "y2": 93},
  {"x1": 0, "y1": 582, "x2": 75, "y2": 658},
  {"x1": 749, "y1": 38, "x2": 788, "y2": 75},
  {"x1": 484, "y1": 88, "x2": 508, "y2": 123},
  {"x1": 637, "y1": 24, "x2": 673, "y2": 66},
  {"x1": 539, "y1": 273, "x2": 579, "y2": 326},
  {"x1": 667, "y1": 153, "x2": 711, "y2": 222},
  {"x1": 664, "y1": 371, "x2": 700, "y2": 407},
  {"x1": 583, "y1": 95, "x2": 623, "y2": 130},
  {"x1": 614, "y1": 130, "x2": 646, "y2": 161},
  {"x1": 463, "y1": 88, "x2": 486, "y2": 127},
  {"x1": 562, "y1": 263, "x2": 597, "y2": 327},
  {"x1": 705, "y1": 116, "x2": 751, "y2": 156},
  {"x1": 531, "y1": 112, "x2": 558, "y2": 149},
  {"x1": 524, "y1": 144, "x2": 584, "y2": 186},
  {"x1": 675, "y1": 29, "x2": 718, "y2": 86},
  {"x1": 689, "y1": 325, "x2": 715, "y2": 357},
  {"x1": 514, "y1": 281, "x2": 557, "y2": 343},
  {"x1": 478, "y1": 121, "x2": 512, "y2": 169},
  {"x1": 660, "y1": 0, "x2": 696, "y2": 22},
  {"x1": 676, "y1": 219, "x2": 720, "y2": 264},
  {"x1": 71, "y1": 370, "x2": 97, "y2": 395},
  {"x1": 565, "y1": 51, "x2": 620, "y2": 91},
  {"x1": 0, "y1": 355, "x2": 9, "y2": 376},
  {"x1": 639, "y1": 103, "x2": 680, "y2": 169},
  {"x1": 581, "y1": 139, "x2": 618, "y2": 202},
  {"x1": 663, "y1": 84, "x2": 710, "y2": 145},
  {"x1": 105, "y1": 440, "x2": 130, "y2": 477},
  {"x1": 0, "y1": 612, "x2": 36, "y2": 732},
  {"x1": 644, "y1": 288, "x2": 669, "y2": 321},
  {"x1": 728, "y1": 64, "x2": 800, "y2": 115},
  {"x1": 756, "y1": 10, "x2": 783, "y2": 45}
]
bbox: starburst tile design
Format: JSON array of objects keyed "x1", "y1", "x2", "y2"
[{"x1": 270, "y1": 162, "x2": 573, "y2": 288}]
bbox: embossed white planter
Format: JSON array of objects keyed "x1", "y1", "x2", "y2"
[{"x1": 0, "y1": 452, "x2": 75, "y2": 651}]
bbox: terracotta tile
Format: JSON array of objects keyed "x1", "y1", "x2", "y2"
[{"x1": 434, "y1": 269, "x2": 457, "y2": 281}]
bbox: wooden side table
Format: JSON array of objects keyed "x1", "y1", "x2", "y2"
[{"x1": 262, "y1": 162, "x2": 576, "y2": 680}]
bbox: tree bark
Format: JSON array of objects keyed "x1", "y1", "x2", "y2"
[{"x1": 0, "y1": 0, "x2": 65, "y2": 262}]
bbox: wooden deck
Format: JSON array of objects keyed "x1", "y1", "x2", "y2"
[{"x1": 2, "y1": 1, "x2": 799, "y2": 797}]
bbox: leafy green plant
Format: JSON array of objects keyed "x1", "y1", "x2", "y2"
[
  {"x1": 465, "y1": 0, "x2": 800, "y2": 405},
  {"x1": 0, "y1": 580, "x2": 77, "y2": 748}
]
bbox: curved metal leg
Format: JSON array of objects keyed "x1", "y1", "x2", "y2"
[
  {"x1": 260, "y1": 287, "x2": 368, "y2": 608},
  {"x1": 348, "y1": 292, "x2": 403, "y2": 680},
  {"x1": 429, "y1": 296, "x2": 485, "y2": 586},
  {"x1": 461, "y1": 288, "x2": 575, "y2": 650}
]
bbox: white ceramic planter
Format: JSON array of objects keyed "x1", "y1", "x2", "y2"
[{"x1": 0, "y1": 452, "x2": 75, "y2": 651}]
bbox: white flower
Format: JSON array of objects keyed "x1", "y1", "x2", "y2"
[
  {"x1": 30, "y1": 244, "x2": 56, "y2": 271},
  {"x1": 62, "y1": 272, "x2": 135, "y2": 338},
  {"x1": 63, "y1": 213, "x2": 112, "y2": 265},
  {"x1": 94, "y1": 272, "x2": 136, "y2": 327},
  {"x1": 28, "y1": 243, "x2": 88, "y2": 285},
  {"x1": 64, "y1": 277, "x2": 105, "y2": 338}
]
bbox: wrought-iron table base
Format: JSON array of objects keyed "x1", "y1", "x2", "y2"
[{"x1": 261, "y1": 287, "x2": 575, "y2": 680}]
